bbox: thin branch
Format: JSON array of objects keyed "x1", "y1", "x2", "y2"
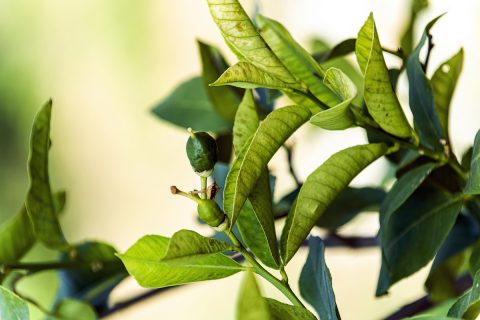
[
  {"x1": 422, "y1": 34, "x2": 434, "y2": 73},
  {"x1": 283, "y1": 144, "x2": 301, "y2": 187}
]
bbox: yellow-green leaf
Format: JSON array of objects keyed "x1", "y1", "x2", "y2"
[{"x1": 0, "y1": 286, "x2": 29, "y2": 320}]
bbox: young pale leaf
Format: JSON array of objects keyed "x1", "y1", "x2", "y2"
[
  {"x1": 448, "y1": 270, "x2": 480, "y2": 319},
  {"x1": 224, "y1": 105, "x2": 311, "y2": 226},
  {"x1": 281, "y1": 143, "x2": 388, "y2": 263},
  {"x1": 26, "y1": 100, "x2": 70, "y2": 251},
  {"x1": 152, "y1": 77, "x2": 231, "y2": 132},
  {"x1": 51, "y1": 298, "x2": 97, "y2": 320},
  {"x1": 256, "y1": 15, "x2": 340, "y2": 108},
  {"x1": 465, "y1": 130, "x2": 480, "y2": 195},
  {"x1": 380, "y1": 162, "x2": 438, "y2": 231},
  {"x1": 431, "y1": 49, "x2": 464, "y2": 140},
  {"x1": 237, "y1": 271, "x2": 270, "y2": 320},
  {"x1": 212, "y1": 62, "x2": 298, "y2": 90},
  {"x1": 356, "y1": 13, "x2": 413, "y2": 138},
  {"x1": 233, "y1": 90, "x2": 280, "y2": 269},
  {"x1": 299, "y1": 236, "x2": 338, "y2": 320},
  {"x1": 406, "y1": 16, "x2": 445, "y2": 152},
  {"x1": 0, "y1": 286, "x2": 29, "y2": 320},
  {"x1": 206, "y1": 0, "x2": 295, "y2": 84},
  {"x1": 316, "y1": 187, "x2": 386, "y2": 230},
  {"x1": 0, "y1": 191, "x2": 66, "y2": 263},
  {"x1": 377, "y1": 187, "x2": 463, "y2": 295},
  {"x1": 118, "y1": 230, "x2": 243, "y2": 288},
  {"x1": 310, "y1": 67, "x2": 356, "y2": 130},
  {"x1": 198, "y1": 40, "x2": 241, "y2": 122},
  {"x1": 266, "y1": 298, "x2": 317, "y2": 320},
  {"x1": 57, "y1": 241, "x2": 127, "y2": 310}
]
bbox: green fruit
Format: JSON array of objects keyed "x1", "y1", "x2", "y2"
[
  {"x1": 197, "y1": 199, "x2": 225, "y2": 227},
  {"x1": 186, "y1": 130, "x2": 218, "y2": 176}
]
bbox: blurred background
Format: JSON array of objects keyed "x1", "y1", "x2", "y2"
[{"x1": 0, "y1": 0, "x2": 479, "y2": 319}]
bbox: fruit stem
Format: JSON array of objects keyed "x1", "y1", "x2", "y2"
[{"x1": 170, "y1": 186, "x2": 200, "y2": 203}]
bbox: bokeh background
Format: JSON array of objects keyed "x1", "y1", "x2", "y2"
[{"x1": 1, "y1": 0, "x2": 479, "y2": 319}]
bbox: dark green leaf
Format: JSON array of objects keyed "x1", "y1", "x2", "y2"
[
  {"x1": 406, "y1": 16, "x2": 445, "y2": 152},
  {"x1": 152, "y1": 77, "x2": 231, "y2": 132},
  {"x1": 256, "y1": 15, "x2": 340, "y2": 108},
  {"x1": 377, "y1": 187, "x2": 463, "y2": 295},
  {"x1": 0, "y1": 286, "x2": 29, "y2": 320},
  {"x1": 198, "y1": 40, "x2": 241, "y2": 121},
  {"x1": 57, "y1": 241, "x2": 127, "y2": 310},
  {"x1": 465, "y1": 130, "x2": 480, "y2": 195},
  {"x1": 206, "y1": 0, "x2": 295, "y2": 84},
  {"x1": 118, "y1": 230, "x2": 243, "y2": 288},
  {"x1": 51, "y1": 298, "x2": 97, "y2": 320},
  {"x1": 356, "y1": 13, "x2": 413, "y2": 138},
  {"x1": 224, "y1": 105, "x2": 311, "y2": 226},
  {"x1": 316, "y1": 187, "x2": 386, "y2": 230},
  {"x1": 312, "y1": 39, "x2": 356, "y2": 63},
  {"x1": 26, "y1": 100, "x2": 69, "y2": 251},
  {"x1": 432, "y1": 49, "x2": 464, "y2": 140},
  {"x1": 310, "y1": 68, "x2": 356, "y2": 130},
  {"x1": 299, "y1": 236, "x2": 337, "y2": 320},
  {"x1": 448, "y1": 270, "x2": 480, "y2": 319},
  {"x1": 281, "y1": 143, "x2": 388, "y2": 263}
]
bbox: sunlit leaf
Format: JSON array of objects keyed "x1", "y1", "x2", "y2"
[
  {"x1": 356, "y1": 13, "x2": 413, "y2": 138},
  {"x1": 377, "y1": 187, "x2": 463, "y2": 296},
  {"x1": 224, "y1": 105, "x2": 311, "y2": 226},
  {"x1": 448, "y1": 270, "x2": 480, "y2": 319},
  {"x1": 256, "y1": 14, "x2": 340, "y2": 108},
  {"x1": 310, "y1": 67, "x2": 356, "y2": 130},
  {"x1": 118, "y1": 230, "x2": 243, "y2": 288},
  {"x1": 51, "y1": 298, "x2": 97, "y2": 320},
  {"x1": 25, "y1": 100, "x2": 70, "y2": 251},
  {"x1": 233, "y1": 91, "x2": 280, "y2": 269},
  {"x1": 198, "y1": 40, "x2": 242, "y2": 122},
  {"x1": 206, "y1": 0, "x2": 295, "y2": 84},
  {"x1": 152, "y1": 77, "x2": 231, "y2": 132},
  {"x1": 465, "y1": 130, "x2": 480, "y2": 195},
  {"x1": 0, "y1": 286, "x2": 29, "y2": 320},
  {"x1": 299, "y1": 236, "x2": 338, "y2": 320},
  {"x1": 406, "y1": 15, "x2": 445, "y2": 152},
  {"x1": 281, "y1": 143, "x2": 388, "y2": 263},
  {"x1": 431, "y1": 49, "x2": 464, "y2": 140}
]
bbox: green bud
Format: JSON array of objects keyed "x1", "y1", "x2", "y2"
[
  {"x1": 186, "y1": 129, "x2": 218, "y2": 177},
  {"x1": 197, "y1": 199, "x2": 225, "y2": 227}
]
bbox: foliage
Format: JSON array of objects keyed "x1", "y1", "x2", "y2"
[{"x1": 1, "y1": 0, "x2": 480, "y2": 319}]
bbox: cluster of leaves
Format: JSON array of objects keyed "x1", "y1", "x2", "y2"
[
  {"x1": 145, "y1": 0, "x2": 480, "y2": 319},
  {"x1": 0, "y1": 101, "x2": 128, "y2": 319}
]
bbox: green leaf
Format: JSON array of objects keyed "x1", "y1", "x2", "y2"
[
  {"x1": 405, "y1": 316, "x2": 457, "y2": 320},
  {"x1": 312, "y1": 38, "x2": 356, "y2": 63},
  {"x1": 406, "y1": 15, "x2": 445, "y2": 152},
  {"x1": 233, "y1": 90, "x2": 280, "y2": 269},
  {"x1": 57, "y1": 241, "x2": 127, "y2": 310},
  {"x1": 118, "y1": 230, "x2": 243, "y2": 288},
  {"x1": 26, "y1": 100, "x2": 69, "y2": 251},
  {"x1": 431, "y1": 49, "x2": 464, "y2": 140},
  {"x1": 0, "y1": 191, "x2": 65, "y2": 263},
  {"x1": 0, "y1": 286, "x2": 29, "y2": 320},
  {"x1": 51, "y1": 298, "x2": 97, "y2": 320},
  {"x1": 206, "y1": 0, "x2": 295, "y2": 84},
  {"x1": 281, "y1": 143, "x2": 388, "y2": 263},
  {"x1": 380, "y1": 162, "x2": 438, "y2": 231},
  {"x1": 237, "y1": 271, "x2": 317, "y2": 320},
  {"x1": 299, "y1": 236, "x2": 338, "y2": 320},
  {"x1": 400, "y1": 0, "x2": 429, "y2": 57},
  {"x1": 316, "y1": 187, "x2": 386, "y2": 230},
  {"x1": 237, "y1": 271, "x2": 270, "y2": 320},
  {"x1": 152, "y1": 77, "x2": 230, "y2": 132},
  {"x1": 377, "y1": 187, "x2": 463, "y2": 296},
  {"x1": 356, "y1": 13, "x2": 413, "y2": 138},
  {"x1": 309, "y1": 67, "x2": 356, "y2": 130},
  {"x1": 224, "y1": 105, "x2": 311, "y2": 226},
  {"x1": 198, "y1": 40, "x2": 242, "y2": 122},
  {"x1": 266, "y1": 298, "x2": 317, "y2": 320},
  {"x1": 212, "y1": 62, "x2": 298, "y2": 90},
  {"x1": 448, "y1": 270, "x2": 480, "y2": 319},
  {"x1": 465, "y1": 130, "x2": 480, "y2": 195},
  {"x1": 256, "y1": 15, "x2": 340, "y2": 108}
]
